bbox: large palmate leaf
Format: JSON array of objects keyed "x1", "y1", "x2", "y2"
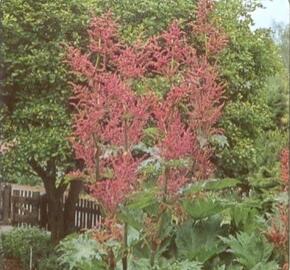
[
  {"x1": 220, "y1": 232, "x2": 275, "y2": 269},
  {"x1": 185, "y1": 178, "x2": 240, "y2": 194},
  {"x1": 182, "y1": 196, "x2": 233, "y2": 219},
  {"x1": 118, "y1": 207, "x2": 144, "y2": 230},
  {"x1": 117, "y1": 257, "x2": 202, "y2": 270},
  {"x1": 127, "y1": 188, "x2": 158, "y2": 210},
  {"x1": 160, "y1": 259, "x2": 202, "y2": 270},
  {"x1": 127, "y1": 258, "x2": 151, "y2": 270},
  {"x1": 176, "y1": 217, "x2": 226, "y2": 263},
  {"x1": 250, "y1": 262, "x2": 279, "y2": 270},
  {"x1": 57, "y1": 234, "x2": 107, "y2": 270},
  {"x1": 221, "y1": 204, "x2": 261, "y2": 232}
]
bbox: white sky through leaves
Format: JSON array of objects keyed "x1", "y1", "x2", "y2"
[{"x1": 251, "y1": 0, "x2": 289, "y2": 29}]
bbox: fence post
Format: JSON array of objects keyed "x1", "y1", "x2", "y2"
[
  {"x1": 40, "y1": 194, "x2": 48, "y2": 229},
  {"x1": 31, "y1": 192, "x2": 40, "y2": 226},
  {"x1": 11, "y1": 189, "x2": 20, "y2": 226},
  {"x1": 3, "y1": 184, "x2": 11, "y2": 224}
]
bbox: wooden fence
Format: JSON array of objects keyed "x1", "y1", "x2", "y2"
[{"x1": 0, "y1": 183, "x2": 102, "y2": 230}]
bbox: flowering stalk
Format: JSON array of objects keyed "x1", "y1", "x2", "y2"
[
  {"x1": 67, "y1": 1, "x2": 228, "y2": 268},
  {"x1": 122, "y1": 117, "x2": 129, "y2": 270},
  {"x1": 92, "y1": 133, "x2": 100, "y2": 181}
]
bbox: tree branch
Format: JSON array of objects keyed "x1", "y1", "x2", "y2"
[
  {"x1": 28, "y1": 157, "x2": 57, "y2": 199},
  {"x1": 28, "y1": 158, "x2": 49, "y2": 181}
]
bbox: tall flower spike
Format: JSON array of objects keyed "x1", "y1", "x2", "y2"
[
  {"x1": 90, "y1": 154, "x2": 139, "y2": 213},
  {"x1": 159, "y1": 111, "x2": 194, "y2": 160},
  {"x1": 280, "y1": 148, "x2": 289, "y2": 190},
  {"x1": 192, "y1": 0, "x2": 228, "y2": 55},
  {"x1": 142, "y1": 21, "x2": 192, "y2": 77},
  {"x1": 114, "y1": 43, "x2": 147, "y2": 78},
  {"x1": 88, "y1": 12, "x2": 120, "y2": 57}
]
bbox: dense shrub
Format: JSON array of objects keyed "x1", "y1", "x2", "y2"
[
  {"x1": 1, "y1": 226, "x2": 53, "y2": 270},
  {"x1": 38, "y1": 253, "x2": 60, "y2": 270}
]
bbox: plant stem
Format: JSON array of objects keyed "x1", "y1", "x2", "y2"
[
  {"x1": 163, "y1": 166, "x2": 169, "y2": 202},
  {"x1": 150, "y1": 242, "x2": 156, "y2": 267},
  {"x1": 93, "y1": 134, "x2": 100, "y2": 181},
  {"x1": 122, "y1": 222, "x2": 128, "y2": 270},
  {"x1": 108, "y1": 248, "x2": 116, "y2": 270},
  {"x1": 122, "y1": 117, "x2": 129, "y2": 270}
]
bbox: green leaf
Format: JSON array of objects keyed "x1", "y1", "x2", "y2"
[
  {"x1": 127, "y1": 226, "x2": 140, "y2": 247},
  {"x1": 211, "y1": 134, "x2": 229, "y2": 148},
  {"x1": 118, "y1": 208, "x2": 143, "y2": 231},
  {"x1": 182, "y1": 197, "x2": 232, "y2": 219},
  {"x1": 176, "y1": 217, "x2": 226, "y2": 263},
  {"x1": 163, "y1": 260, "x2": 203, "y2": 270},
  {"x1": 220, "y1": 232, "x2": 274, "y2": 269},
  {"x1": 128, "y1": 258, "x2": 151, "y2": 270},
  {"x1": 185, "y1": 178, "x2": 240, "y2": 194},
  {"x1": 250, "y1": 261, "x2": 279, "y2": 270},
  {"x1": 127, "y1": 188, "x2": 157, "y2": 210},
  {"x1": 57, "y1": 233, "x2": 107, "y2": 270}
]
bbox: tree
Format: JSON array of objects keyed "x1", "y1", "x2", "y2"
[
  {"x1": 0, "y1": 0, "x2": 99, "y2": 243},
  {"x1": 68, "y1": 1, "x2": 227, "y2": 268},
  {"x1": 211, "y1": 0, "x2": 286, "y2": 179},
  {"x1": 93, "y1": 0, "x2": 198, "y2": 43}
]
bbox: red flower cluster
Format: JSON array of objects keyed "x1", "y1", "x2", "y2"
[
  {"x1": 192, "y1": 0, "x2": 228, "y2": 55},
  {"x1": 90, "y1": 154, "x2": 139, "y2": 212},
  {"x1": 68, "y1": 0, "x2": 227, "y2": 213},
  {"x1": 266, "y1": 205, "x2": 288, "y2": 249},
  {"x1": 266, "y1": 204, "x2": 288, "y2": 269},
  {"x1": 280, "y1": 148, "x2": 289, "y2": 190}
]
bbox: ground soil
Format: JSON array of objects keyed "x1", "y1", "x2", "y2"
[{"x1": 3, "y1": 257, "x2": 23, "y2": 270}]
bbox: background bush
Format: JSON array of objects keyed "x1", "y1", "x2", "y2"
[{"x1": 1, "y1": 226, "x2": 53, "y2": 270}]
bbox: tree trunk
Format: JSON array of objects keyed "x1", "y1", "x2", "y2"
[
  {"x1": 29, "y1": 158, "x2": 83, "y2": 244},
  {"x1": 48, "y1": 197, "x2": 65, "y2": 245},
  {"x1": 47, "y1": 181, "x2": 82, "y2": 244},
  {"x1": 64, "y1": 180, "x2": 83, "y2": 235}
]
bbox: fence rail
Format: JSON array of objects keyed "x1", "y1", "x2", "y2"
[{"x1": 0, "y1": 183, "x2": 102, "y2": 230}]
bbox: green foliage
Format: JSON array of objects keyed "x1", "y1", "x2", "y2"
[
  {"x1": 182, "y1": 196, "x2": 232, "y2": 220},
  {"x1": 214, "y1": 0, "x2": 281, "y2": 100},
  {"x1": 57, "y1": 233, "x2": 107, "y2": 270},
  {"x1": 262, "y1": 60, "x2": 288, "y2": 127},
  {"x1": 127, "y1": 188, "x2": 158, "y2": 211},
  {"x1": 118, "y1": 207, "x2": 144, "y2": 231},
  {"x1": 125, "y1": 257, "x2": 152, "y2": 270},
  {"x1": 158, "y1": 259, "x2": 202, "y2": 270},
  {"x1": 38, "y1": 253, "x2": 60, "y2": 270},
  {"x1": 94, "y1": 0, "x2": 197, "y2": 42},
  {"x1": 211, "y1": 0, "x2": 286, "y2": 179},
  {"x1": 0, "y1": 0, "x2": 98, "y2": 184},
  {"x1": 166, "y1": 260, "x2": 202, "y2": 270},
  {"x1": 272, "y1": 22, "x2": 289, "y2": 72},
  {"x1": 1, "y1": 227, "x2": 52, "y2": 270},
  {"x1": 221, "y1": 202, "x2": 263, "y2": 233},
  {"x1": 250, "y1": 262, "x2": 280, "y2": 270},
  {"x1": 176, "y1": 217, "x2": 227, "y2": 263},
  {"x1": 220, "y1": 232, "x2": 278, "y2": 269},
  {"x1": 185, "y1": 178, "x2": 240, "y2": 193},
  {"x1": 123, "y1": 257, "x2": 202, "y2": 270},
  {"x1": 216, "y1": 99, "x2": 274, "y2": 178}
]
